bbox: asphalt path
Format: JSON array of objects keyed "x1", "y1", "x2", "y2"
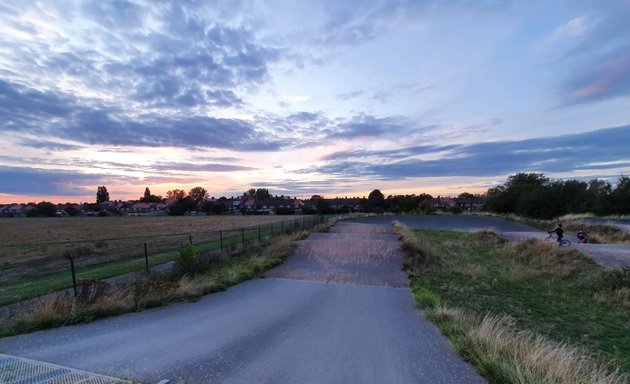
[{"x1": 0, "y1": 222, "x2": 485, "y2": 384}]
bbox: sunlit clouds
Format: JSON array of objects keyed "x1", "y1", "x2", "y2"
[{"x1": 0, "y1": 1, "x2": 629, "y2": 203}]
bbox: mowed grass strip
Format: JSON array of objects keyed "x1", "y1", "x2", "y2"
[{"x1": 395, "y1": 224, "x2": 630, "y2": 383}]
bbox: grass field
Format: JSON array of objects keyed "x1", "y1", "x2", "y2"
[
  {"x1": 396, "y1": 224, "x2": 630, "y2": 383},
  {"x1": 0, "y1": 215, "x2": 319, "y2": 307}
]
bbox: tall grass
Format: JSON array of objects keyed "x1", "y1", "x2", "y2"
[
  {"x1": 403, "y1": 227, "x2": 630, "y2": 383},
  {"x1": 427, "y1": 305, "x2": 628, "y2": 384},
  {"x1": 479, "y1": 212, "x2": 630, "y2": 244},
  {"x1": 0, "y1": 233, "x2": 298, "y2": 337},
  {"x1": 393, "y1": 221, "x2": 436, "y2": 278}
]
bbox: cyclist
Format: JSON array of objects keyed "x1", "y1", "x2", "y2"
[
  {"x1": 577, "y1": 229, "x2": 588, "y2": 243},
  {"x1": 548, "y1": 223, "x2": 564, "y2": 245}
]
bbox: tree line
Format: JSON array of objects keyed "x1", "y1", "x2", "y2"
[{"x1": 482, "y1": 173, "x2": 630, "y2": 219}]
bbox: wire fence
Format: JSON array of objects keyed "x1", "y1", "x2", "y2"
[{"x1": 0, "y1": 215, "x2": 326, "y2": 307}]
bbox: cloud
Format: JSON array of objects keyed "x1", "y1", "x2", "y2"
[
  {"x1": 300, "y1": 125, "x2": 630, "y2": 179},
  {"x1": 0, "y1": 166, "x2": 125, "y2": 196},
  {"x1": 152, "y1": 162, "x2": 258, "y2": 173},
  {"x1": 0, "y1": 80, "x2": 281, "y2": 151},
  {"x1": 557, "y1": 4, "x2": 630, "y2": 104},
  {"x1": 1, "y1": 1, "x2": 280, "y2": 112},
  {"x1": 336, "y1": 90, "x2": 365, "y2": 100},
  {"x1": 323, "y1": 114, "x2": 421, "y2": 140},
  {"x1": 563, "y1": 50, "x2": 630, "y2": 104}
]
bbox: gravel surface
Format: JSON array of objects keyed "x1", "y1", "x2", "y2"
[{"x1": 0, "y1": 221, "x2": 485, "y2": 384}]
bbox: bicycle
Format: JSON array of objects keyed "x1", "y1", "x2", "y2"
[{"x1": 546, "y1": 233, "x2": 571, "y2": 247}]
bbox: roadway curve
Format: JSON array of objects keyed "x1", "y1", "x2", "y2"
[{"x1": 0, "y1": 221, "x2": 484, "y2": 383}]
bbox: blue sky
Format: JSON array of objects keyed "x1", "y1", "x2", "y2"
[{"x1": 1, "y1": 0, "x2": 629, "y2": 203}]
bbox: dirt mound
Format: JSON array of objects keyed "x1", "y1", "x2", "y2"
[{"x1": 268, "y1": 223, "x2": 408, "y2": 287}]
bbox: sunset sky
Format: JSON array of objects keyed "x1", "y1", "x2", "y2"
[{"x1": 1, "y1": 0, "x2": 629, "y2": 204}]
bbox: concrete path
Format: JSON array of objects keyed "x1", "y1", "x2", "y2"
[
  {"x1": 349, "y1": 215, "x2": 630, "y2": 268},
  {"x1": 0, "y1": 222, "x2": 485, "y2": 384}
]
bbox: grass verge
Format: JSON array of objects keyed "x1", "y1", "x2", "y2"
[
  {"x1": 0, "y1": 233, "x2": 299, "y2": 337},
  {"x1": 394, "y1": 223, "x2": 630, "y2": 383}
]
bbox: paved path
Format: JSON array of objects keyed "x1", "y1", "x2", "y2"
[
  {"x1": 349, "y1": 215, "x2": 630, "y2": 268},
  {"x1": 0, "y1": 222, "x2": 485, "y2": 383}
]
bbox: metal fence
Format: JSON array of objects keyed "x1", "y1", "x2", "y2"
[{"x1": 0, "y1": 215, "x2": 326, "y2": 307}]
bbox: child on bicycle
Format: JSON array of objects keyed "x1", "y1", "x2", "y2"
[
  {"x1": 577, "y1": 229, "x2": 588, "y2": 243},
  {"x1": 548, "y1": 223, "x2": 564, "y2": 244}
]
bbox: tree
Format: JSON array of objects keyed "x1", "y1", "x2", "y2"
[
  {"x1": 365, "y1": 189, "x2": 385, "y2": 213},
  {"x1": 310, "y1": 195, "x2": 331, "y2": 214},
  {"x1": 201, "y1": 200, "x2": 226, "y2": 215},
  {"x1": 140, "y1": 188, "x2": 163, "y2": 203},
  {"x1": 167, "y1": 189, "x2": 187, "y2": 200},
  {"x1": 189, "y1": 186, "x2": 208, "y2": 201},
  {"x1": 96, "y1": 186, "x2": 109, "y2": 204},
  {"x1": 36, "y1": 201, "x2": 57, "y2": 217}
]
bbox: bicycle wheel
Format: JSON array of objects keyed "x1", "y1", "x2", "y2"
[{"x1": 561, "y1": 239, "x2": 571, "y2": 247}]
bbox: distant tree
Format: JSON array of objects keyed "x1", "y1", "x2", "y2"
[
  {"x1": 96, "y1": 186, "x2": 110, "y2": 204},
  {"x1": 255, "y1": 188, "x2": 271, "y2": 199},
  {"x1": 143, "y1": 187, "x2": 151, "y2": 201},
  {"x1": 36, "y1": 201, "x2": 57, "y2": 217},
  {"x1": 368, "y1": 189, "x2": 385, "y2": 201},
  {"x1": 364, "y1": 189, "x2": 385, "y2": 213},
  {"x1": 65, "y1": 205, "x2": 80, "y2": 217},
  {"x1": 201, "y1": 200, "x2": 226, "y2": 215},
  {"x1": 611, "y1": 176, "x2": 630, "y2": 214},
  {"x1": 139, "y1": 187, "x2": 163, "y2": 203},
  {"x1": 310, "y1": 195, "x2": 331, "y2": 214},
  {"x1": 189, "y1": 186, "x2": 208, "y2": 201},
  {"x1": 585, "y1": 179, "x2": 612, "y2": 215},
  {"x1": 457, "y1": 192, "x2": 475, "y2": 200},
  {"x1": 167, "y1": 189, "x2": 187, "y2": 200}
]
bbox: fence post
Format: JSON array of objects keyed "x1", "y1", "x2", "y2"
[
  {"x1": 220, "y1": 230, "x2": 223, "y2": 253},
  {"x1": 144, "y1": 242, "x2": 149, "y2": 271},
  {"x1": 241, "y1": 227, "x2": 245, "y2": 246},
  {"x1": 189, "y1": 234, "x2": 192, "y2": 245},
  {"x1": 258, "y1": 225, "x2": 261, "y2": 242},
  {"x1": 68, "y1": 254, "x2": 77, "y2": 297},
  {"x1": 303, "y1": 216, "x2": 305, "y2": 228}
]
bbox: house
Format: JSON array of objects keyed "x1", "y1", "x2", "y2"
[
  {"x1": 455, "y1": 196, "x2": 484, "y2": 210},
  {"x1": 427, "y1": 196, "x2": 458, "y2": 209}
]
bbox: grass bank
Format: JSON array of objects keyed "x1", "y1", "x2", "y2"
[
  {"x1": 394, "y1": 223, "x2": 630, "y2": 383},
  {"x1": 0, "y1": 232, "x2": 301, "y2": 337}
]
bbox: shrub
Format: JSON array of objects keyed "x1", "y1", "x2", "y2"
[
  {"x1": 174, "y1": 244, "x2": 203, "y2": 276},
  {"x1": 447, "y1": 206, "x2": 463, "y2": 214}
]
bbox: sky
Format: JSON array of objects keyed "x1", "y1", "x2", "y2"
[{"x1": 1, "y1": 0, "x2": 629, "y2": 204}]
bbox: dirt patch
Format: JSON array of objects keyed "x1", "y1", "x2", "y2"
[{"x1": 268, "y1": 223, "x2": 408, "y2": 287}]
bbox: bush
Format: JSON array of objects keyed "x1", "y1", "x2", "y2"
[
  {"x1": 174, "y1": 244, "x2": 203, "y2": 276},
  {"x1": 447, "y1": 206, "x2": 463, "y2": 214}
]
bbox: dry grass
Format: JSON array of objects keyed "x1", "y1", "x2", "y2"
[
  {"x1": 479, "y1": 212, "x2": 630, "y2": 244},
  {"x1": 429, "y1": 304, "x2": 629, "y2": 384},
  {"x1": 0, "y1": 233, "x2": 298, "y2": 336},
  {"x1": 500, "y1": 239, "x2": 596, "y2": 279},
  {"x1": 393, "y1": 221, "x2": 437, "y2": 276},
  {"x1": 0, "y1": 215, "x2": 300, "y2": 265}
]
